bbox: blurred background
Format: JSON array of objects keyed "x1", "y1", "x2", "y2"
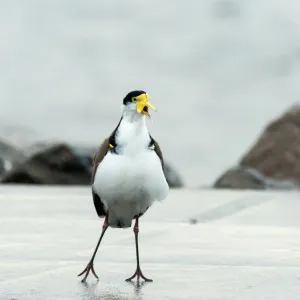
[{"x1": 1, "y1": 0, "x2": 300, "y2": 188}]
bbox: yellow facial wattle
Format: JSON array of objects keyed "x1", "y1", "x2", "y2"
[{"x1": 133, "y1": 93, "x2": 156, "y2": 118}]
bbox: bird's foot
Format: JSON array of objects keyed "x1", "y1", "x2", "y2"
[
  {"x1": 125, "y1": 267, "x2": 153, "y2": 282},
  {"x1": 78, "y1": 262, "x2": 98, "y2": 282}
]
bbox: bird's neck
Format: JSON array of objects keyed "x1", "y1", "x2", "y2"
[
  {"x1": 116, "y1": 113, "x2": 149, "y2": 152},
  {"x1": 121, "y1": 108, "x2": 145, "y2": 123}
]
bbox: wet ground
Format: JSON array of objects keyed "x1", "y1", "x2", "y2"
[{"x1": 1, "y1": 186, "x2": 300, "y2": 299}]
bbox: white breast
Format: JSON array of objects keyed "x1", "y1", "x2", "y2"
[{"x1": 92, "y1": 118, "x2": 169, "y2": 227}]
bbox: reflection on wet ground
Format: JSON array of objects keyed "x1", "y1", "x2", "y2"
[{"x1": 80, "y1": 280, "x2": 149, "y2": 300}]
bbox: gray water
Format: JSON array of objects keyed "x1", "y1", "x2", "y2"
[{"x1": 1, "y1": 0, "x2": 300, "y2": 186}]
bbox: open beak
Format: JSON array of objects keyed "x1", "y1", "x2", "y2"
[{"x1": 135, "y1": 93, "x2": 156, "y2": 118}]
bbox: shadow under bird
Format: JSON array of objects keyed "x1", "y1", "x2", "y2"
[{"x1": 78, "y1": 90, "x2": 169, "y2": 283}]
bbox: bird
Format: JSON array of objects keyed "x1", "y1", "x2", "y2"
[{"x1": 78, "y1": 90, "x2": 169, "y2": 283}]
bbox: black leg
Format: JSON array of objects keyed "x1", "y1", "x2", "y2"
[
  {"x1": 78, "y1": 215, "x2": 108, "y2": 282},
  {"x1": 125, "y1": 217, "x2": 153, "y2": 282}
]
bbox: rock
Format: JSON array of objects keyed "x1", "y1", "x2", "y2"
[
  {"x1": 25, "y1": 141, "x2": 95, "y2": 173},
  {"x1": 214, "y1": 166, "x2": 299, "y2": 190},
  {"x1": 0, "y1": 158, "x2": 6, "y2": 176},
  {"x1": 214, "y1": 166, "x2": 265, "y2": 189},
  {"x1": 163, "y1": 163, "x2": 184, "y2": 188},
  {"x1": 240, "y1": 106, "x2": 300, "y2": 184},
  {"x1": 214, "y1": 105, "x2": 300, "y2": 189},
  {"x1": 1, "y1": 143, "x2": 91, "y2": 185}
]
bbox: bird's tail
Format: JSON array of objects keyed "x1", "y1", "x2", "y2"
[{"x1": 107, "y1": 204, "x2": 134, "y2": 228}]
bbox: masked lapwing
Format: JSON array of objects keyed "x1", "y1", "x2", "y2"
[{"x1": 78, "y1": 90, "x2": 169, "y2": 283}]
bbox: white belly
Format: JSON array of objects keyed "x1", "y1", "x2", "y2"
[{"x1": 93, "y1": 149, "x2": 169, "y2": 227}]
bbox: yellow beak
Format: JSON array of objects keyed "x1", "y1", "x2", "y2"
[{"x1": 134, "y1": 93, "x2": 156, "y2": 118}]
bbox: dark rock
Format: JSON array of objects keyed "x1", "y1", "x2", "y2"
[
  {"x1": 163, "y1": 163, "x2": 184, "y2": 188},
  {"x1": 1, "y1": 143, "x2": 91, "y2": 185},
  {"x1": 214, "y1": 106, "x2": 300, "y2": 189},
  {"x1": 0, "y1": 158, "x2": 6, "y2": 175},
  {"x1": 214, "y1": 166, "x2": 299, "y2": 190},
  {"x1": 240, "y1": 106, "x2": 300, "y2": 184},
  {"x1": 214, "y1": 166, "x2": 266, "y2": 189}
]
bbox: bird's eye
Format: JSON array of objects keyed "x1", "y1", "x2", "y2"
[{"x1": 132, "y1": 98, "x2": 136, "y2": 102}]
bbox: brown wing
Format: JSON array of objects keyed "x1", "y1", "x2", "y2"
[
  {"x1": 91, "y1": 138, "x2": 110, "y2": 184},
  {"x1": 91, "y1": 138, "x2": 110, "y2": 217},
  {"x1": 153, "y1": 139, "x2": 164, "y2": 169},
  {"x1": 90, "y1": 118, "x2": 122, "y2": 218}
]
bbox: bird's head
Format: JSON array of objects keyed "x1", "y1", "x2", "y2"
[{"x1": 122, "y1": 90, "x2": 156, "y2": 119}]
